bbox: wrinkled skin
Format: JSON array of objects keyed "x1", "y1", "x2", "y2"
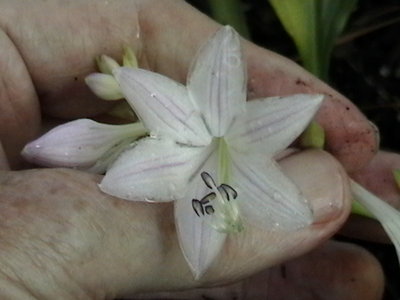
[{"x1": 0, "y1": 0, "x2": 392, "y2": 299}]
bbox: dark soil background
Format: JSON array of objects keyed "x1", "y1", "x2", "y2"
[{"x1": 188, "y1": 0, "x2": 400, "y2": 299}]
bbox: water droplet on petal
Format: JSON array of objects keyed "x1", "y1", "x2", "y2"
[
  {"x1": 273, "y1": 191, "x2": 283, "y2": 201},
  {"x1": 270, "y1": 222, "x2": 281, "y2": 231},
  {"x1": 144, "y1": 197, "x2": 156, "y2": 203}
]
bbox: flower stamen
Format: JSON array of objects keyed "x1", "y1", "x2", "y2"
[{"x1": 192, "y1": 172, "x2": 243, "y2": 233}]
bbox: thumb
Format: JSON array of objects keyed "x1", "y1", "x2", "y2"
[
  {"x1": 0, "y1": 150, "x2": 350, "y2": 299},
  {"x1": 128, "y1": 149, "x2": 350, "y2": 296}
]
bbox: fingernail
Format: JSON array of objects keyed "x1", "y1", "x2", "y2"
[
  {"x1": 279, "y1": 150, "x2": 349, "y2": 225},
  {"x1": 311, "y1": 179, "x2": 345, "y2": 224},
  {"x1": 369, "y1": 121, "x2": 380, "y2": 148}
]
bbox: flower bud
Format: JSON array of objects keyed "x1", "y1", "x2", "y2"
[
  {"x1": 85, "y1": 73, "x2": 123, "y2": 100},
  {"x1": 96, "y1": 54, "x2": 120, "y2": 74}
]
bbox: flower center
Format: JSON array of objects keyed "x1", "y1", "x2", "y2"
[
  {"x1": 191, "y1": 138, "x2": 244, "y2": 233},
  {"x1": 217, "y1": 137, "x2": 232, "y2": 184}
]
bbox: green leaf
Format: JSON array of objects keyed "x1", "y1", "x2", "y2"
[
  {"x1": 269, "y1": 0, "x2": 357, "y2": 80},
  {"x1": 393, "y1": 169, "x2": 400, "y2": 189},
  {"x1": 208, "y1": 0, "x2": 250, "y2": 39}
]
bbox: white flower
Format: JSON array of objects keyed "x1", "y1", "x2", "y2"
[
  {"x1": 85, "y1": 48, "x2": 139, "y2": 101},
  {"x1": 22, "y1": 48, "x2": 144, "y2": 172},
  {"x1": 21, "y1": 26, "x2": 323, "y2": 277},
  {"x1": 22, "y1": 119, "x2": 147, "y2": 173},
  {"x1": 351, "y1": 180, "x2": 400, "y2": 266},
  {"x1": 99, "y1": 26, "x2": 323, "y2": 277},
  {"x1": 96, "y1": 54, "x2": 120, "y2": 74},
  {"x1": 85, "y1": 73, "x2": 124, "y2": 100}
]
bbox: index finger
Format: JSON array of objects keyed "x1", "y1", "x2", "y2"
[
  {"x1": 0, "y1": 0, "x2": 378, "y2": 171},
  {"x1": 244, "y1": 44, "x2": 378, "y2": 172}
]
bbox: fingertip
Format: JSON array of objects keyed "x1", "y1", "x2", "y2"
[
  {"x1": 191, "y1": 150, "x2": 351, "y2": 285},
  {"x1": 317, "y1": 99, "x2": 379, "y2": 172},
  {"x1": 280, "y1": 150, "x2": 351, "y2": 226},
  {"x1": 265, "y1": 241, "x2": 384, "y2": 300},
  {"x1": 244, "y1": 43, "x2": 378, "y2": 173},
  {"x1": 114, "y1": 151, "x2": 352, "y2": 296}
]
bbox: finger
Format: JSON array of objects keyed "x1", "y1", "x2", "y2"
[
  {"x1": 133, "y1": 241, "x2": 384, "y2": 300},
  {"x1": 138, "y1": 0, "x2": 378, "y2": 172},
  {"x1": 0, "y1": 150, "x2": 350, "y2": 298},
  {"x1": 0, "y1": 0, "x2": 135, "y2": 118},
  {"x1": 341, "y1": 151, "x2": 400, "y2": 243},
  {"x1": 0, "y1": 0, "x2": 140, "y2": 168},
  {"x1": 0, "y1": 28, "x2": 40, "y2": 168},
  {"x1": 0, "y1": 0, "x2": 377, "y2": 172},
  {"x1": 0, "y1": 0, "x2": 144, "y2": 168},
  {"x1": 244, "y1": 45, "x2": 379, "y2": 173},
  {"x1": 119, "y1": 150, "x2": 351, "y2": 296},
  {"x1": 251, "y1": 240, "x2": 383, "y2": 300},
  {"x1": 351, "y1": 151, "x2": 400, "y2": 207}
]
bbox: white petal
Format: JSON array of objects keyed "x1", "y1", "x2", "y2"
[
  {"x1": 85, "y1": 73, "x2": 124, "y2": 100},
  {"x1": 227, "y1": 94, "x2": 323, "y2": 155},
  {"x1": 351, "y1": 180, "x2": 400, "y2": 265},
  {"x1": 231, "y1": 153, "x2": 313, "y2": 230},
  {"x1": 85, "y1": 137, "x2": 134, "y2": 174},
  {"x1": 114, "y1": 67, "x2": 211, "y2": 146},
  {"x1": 175, "y1": 150, "x2": 227, "y2": 278},
  {"x1": 188, "y1": 26, "x2": 246, "y2": 137},
  {"x1": 100, "y1": 138, "x2": 211, "y2": 201},
  {"x1": 22, "y1": 119, "x2": 139, "y2": 168}
]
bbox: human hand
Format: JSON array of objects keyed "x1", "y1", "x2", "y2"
[
  {"x1": 0, "y1": 0, "x2": 384, "y2": 298},
  {"x1": 0, "y1": 151, "x2": 383, "y2": 299}
]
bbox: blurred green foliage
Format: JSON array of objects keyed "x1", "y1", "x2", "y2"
[{"x1": 269, "y1": 0, "x2": 357, "y2": 81}]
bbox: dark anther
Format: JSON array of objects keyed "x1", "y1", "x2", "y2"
[
  {"x1": 205, "y1": 205, "x2": 215, "y2": 215},
  {"x1": 218, "y1": 184, "x2": 238, "y2": 201},
  {"x1": 192, "y1": 172, "x2": 238, "y2": 217},
  {"x1": 192, "y1": 199, "x2": 204, "y2": 217},
  {"x1": 192, "y1": 192, "x2": 216, "y2": 217},
  {"x1": 201, "y1": 192, "x2": 216, "y2": 204},
  {"x1": 201, "y1": 171, "x2": 216, "y2": 189}
]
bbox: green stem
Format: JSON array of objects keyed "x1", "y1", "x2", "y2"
[
  {"x1": 350, "y1": 180, "x2": 377, "y2": 219},
  {"x1": 119, "y1": 122, "x2": 148, "y2": 138},
  {"x1": 208, "y1": 0, "x2": 250, "y2": 39},
  {"x1": 351, "y1": 200, "x2": 374, "y2": 219},
  {"x1": 217, "y1": 138, "x2": 231, "y2": 184}
]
